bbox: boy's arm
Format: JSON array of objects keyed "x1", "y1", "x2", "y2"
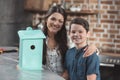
[
  {"x1": 87, "y1": 74, "x2": 97, "y2": 80},
  {"x1": 86, "y1": 52, "x2": 100, "y2": 80}
]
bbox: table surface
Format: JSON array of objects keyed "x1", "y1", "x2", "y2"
[{"x1": 0, "y1": 47, "x2": 65, "y2": 80}]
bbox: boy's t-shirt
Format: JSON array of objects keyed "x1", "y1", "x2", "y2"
[{"x1": 64, "y1": 46, "x2": 100, "y2": 80}]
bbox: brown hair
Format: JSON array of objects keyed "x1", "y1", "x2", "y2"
[{"x1": 42, "y1": 5, "x2": 68, "y2": 65}]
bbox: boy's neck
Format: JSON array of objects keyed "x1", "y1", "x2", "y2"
[{"x1": 75, "y1": 43, "x2": 87, "y2": 49}]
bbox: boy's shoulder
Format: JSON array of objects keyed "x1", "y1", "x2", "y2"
[
  {"x1": 66, "y1": 47, "x2": 76, "y2": 55},
  {"x1": 87, "y1": 51, "x2": 99, "y2": 60},
  {"x1": 67, "y1": 47, "x2": 76, "y2": 52}
]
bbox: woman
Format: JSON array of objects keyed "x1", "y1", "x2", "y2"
[{"x1": 40, "y1": 5, "x2": 97, "y2": 75}]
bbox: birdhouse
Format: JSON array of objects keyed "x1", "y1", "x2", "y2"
[{"x1": 18, "y1": 27, "x2": 45, "y2": 70}]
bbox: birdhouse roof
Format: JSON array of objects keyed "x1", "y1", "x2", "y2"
[{"x1": 18, "y1": 27, "x2": 46, "y2": 39}]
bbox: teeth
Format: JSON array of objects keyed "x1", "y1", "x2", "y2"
[{"x1": 53, "y1": 26, "x2": 59, "y2": 29}]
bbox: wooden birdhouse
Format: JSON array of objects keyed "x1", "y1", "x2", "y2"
[{"x1": 18, "y1": 27, "x2": 45, "y2": 70}]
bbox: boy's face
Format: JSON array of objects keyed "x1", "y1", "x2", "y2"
[{"x1": 69, "y1": 24, "x2": 90, "y2": 46}]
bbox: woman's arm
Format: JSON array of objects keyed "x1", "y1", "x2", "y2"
[
  {"x1": 83, "y1": 44, "x2": 99, "y2": 57},
  {"x1": 87, "y1": 74, "x2": 97, "y2": 80},
  {"x1": 61, "y1": 70, "x2": 69, "y2": 80}
]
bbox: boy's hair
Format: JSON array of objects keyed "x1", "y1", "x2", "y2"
[{"x1": 69, "y1": 18, "x2": 89, "y2": 32}]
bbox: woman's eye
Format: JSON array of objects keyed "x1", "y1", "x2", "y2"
[
  {"x1": 50, "y1": 17, "x2": 63, "y2": 24},
  {"x1": 51, "y1": 17, "x2": 56, "y2": 21}
]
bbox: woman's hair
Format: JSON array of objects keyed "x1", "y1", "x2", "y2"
[
  {"x1": 42, "y1": 5, "x2": 68, "y2": 64},
  {"x1": 69, "y1": 18, "x2": 89, "y2": 32}
]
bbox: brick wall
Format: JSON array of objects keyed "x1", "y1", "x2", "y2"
[
  {"x1": 33, "y1": 0, "x2": 120, "y2": 54},
  {"x1": 65, "y1": 0, "x2": 120, "y2": 54},
  {"x1": 91, "y1": 0, "x2": 120, "y2": 54}
]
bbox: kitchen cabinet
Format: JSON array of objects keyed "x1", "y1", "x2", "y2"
[
  {"x1": 24, "y1": 0, "x2": 101, "y2": 27},
  {"x1": 24, "y1": 0, "x2": 52, "y2": 11},
  {"x1": 24, "y1": 0, "x2": 100, "y2": 16},
  {"x1": 25, "y1": 9, "x2": 100, "y2": 16}
]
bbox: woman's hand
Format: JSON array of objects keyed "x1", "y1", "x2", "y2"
[
  {"x1": 83, "y1": 44, "x2": 97, "y2": 57},
  {"x1": 62, "y1": 70, "x2": 69, "y2": 80}
]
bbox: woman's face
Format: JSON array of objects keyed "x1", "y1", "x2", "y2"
[{"x1": 46, "y1": 12, "x2": 64, "y2": 34}]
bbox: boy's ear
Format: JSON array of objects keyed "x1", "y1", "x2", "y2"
[{"x1": 87, "y1": 31, "x2": 91, "y2": 37}]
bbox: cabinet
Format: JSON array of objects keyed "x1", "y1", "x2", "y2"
[
  {"x1": 24, "y1": 0, "x2": 52, "y2": 11},
  {"x1": 24, "y1": 0, "x2": 101, "y2": 27},
  {"x1": 26, "y1": 10, "x2": 99, "y2": 16},
  {"x1": 24, "y1": 0, "x2": 100, "y2": 16}
]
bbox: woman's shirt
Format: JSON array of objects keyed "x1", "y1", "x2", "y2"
[
  {"x1": 44, "y1": 46, "x2": 64, "y2": 75},
  {"x1": 65, "y1": 46, "x2": 100, "y2": 80}
]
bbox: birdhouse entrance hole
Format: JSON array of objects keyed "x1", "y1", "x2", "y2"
[{"x1": 31, "y1": 45, "x2": 35, "y2": 50}]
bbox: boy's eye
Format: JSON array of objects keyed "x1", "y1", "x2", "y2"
[
  {"x1": 71, "y1": 30, "x2": 82, "y2": 34},
  {"x1": 71, "y1": 31, "x2": 76, "y2": 34},
  {"x1": 79, "y1": 31, "x2": 82, "y2": 33}
]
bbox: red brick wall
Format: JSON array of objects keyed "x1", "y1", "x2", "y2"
[
  {"x1": 33, "y1": 0, "x2": 120, "y2": 54},
  {"x1": 65, "y1": 0, "x2": 120, "y2": 54},
  {"x1": 85, "y1": 0, "x2": 120, "y2": 54}
]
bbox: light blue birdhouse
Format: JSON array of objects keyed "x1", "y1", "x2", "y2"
[{"x1": 18, "y1": 27, "x2": 45, "y2": 70}]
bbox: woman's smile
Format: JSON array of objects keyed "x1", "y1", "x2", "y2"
[{"x1": 47, "y1": 12, "x2": 64, "y2": 33}]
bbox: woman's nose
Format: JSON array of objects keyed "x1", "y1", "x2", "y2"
[{"x1": 54, "y1": 20, "x2": 59, "y2": 25}]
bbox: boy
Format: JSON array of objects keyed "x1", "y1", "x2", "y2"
[{"x1": 63, "y1": 18, "x2": 100, "y2": 80}]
